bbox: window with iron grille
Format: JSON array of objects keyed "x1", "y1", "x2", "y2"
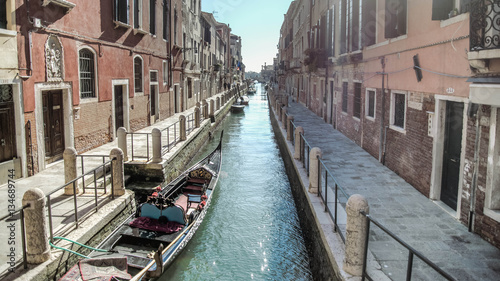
[
  {"x1": 366, "y1": 89, "x2": 375, "y2": 118},
  {"x1": 79, "y1": 49, "x2": 96, "y2": 99},
  {"x1": 392, "y1": 92, "x2": 406, "y2": 128},
  {"x1": 0, "y1": 0, "x2": 7, "y2": 29},
  {"x1": 342, "y1": 82, "x2": 348, "y2": 113},
  {"x1": 134, "y1": 57, "x2": 143, "y2": 93},
  {"x1": 353, "y1": 82, "x2": 361, "y2": 118}
]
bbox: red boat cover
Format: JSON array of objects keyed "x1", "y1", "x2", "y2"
[{"x1": 129, "y1": 216, "x2": 184, "y2": 234}]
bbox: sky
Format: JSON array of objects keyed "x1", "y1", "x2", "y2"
[{"x1": 201, "y1": 0, "x2": 293, "y2": 73}]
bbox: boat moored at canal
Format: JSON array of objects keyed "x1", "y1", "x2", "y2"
[{"x1": 59, "y1": 133, "x2": 224, "y2": 281}]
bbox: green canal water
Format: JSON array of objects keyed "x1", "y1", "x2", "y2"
[{"x1": 159, "y1": 85, "x2": 312, "y2": 280}]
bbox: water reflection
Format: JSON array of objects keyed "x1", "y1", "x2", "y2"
[{"x1": 159, "y1": 84, "x2": 312, "y2": 280}]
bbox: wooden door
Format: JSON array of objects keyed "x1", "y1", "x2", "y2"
[
  {"x1": 42, "y1": 90, "x2": 64, "y2": 159},
  {"x1": 114, "y1": 85, "x2": 124, "y2": 131},
  {"x1": 0, "y1": 85, "x2": 16, "y2": 162},
  {"x1": 440, "y1": 101, "x2": 464, "y2": 210}
]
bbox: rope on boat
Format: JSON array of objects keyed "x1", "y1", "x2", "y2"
[{"x1": 48, "y1": 236, "x2": 109, "y2": 259}]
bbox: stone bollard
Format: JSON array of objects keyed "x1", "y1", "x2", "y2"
[
  {"x1": 110, "y1": 148, "x2": 125, "y2": 196},
  {"x1": 63, "y1": 147, "x2": 78, "y2": 195},
  {"x1": 343, "y1": 194, "x2": 370, "y2": 276},
  {"x1": 152, "y1": 128, "x2": 162, "y2": 163},
  {"x1": 23, "y1": 188, "x2": 51, "y2": 264},
  {"x1": 281, "y1": 108, "x2": 287, "y2": 129},
  {"x1": 275, "y1": 99, "x2": 280, "y2": 112},
  {"x1": 308, "y1": 147, "x2": 322, "y2": 194},
  {"x1": 117, "y1": 127, "x2": 128, "y2": 161},
  {"x1": 278, "y1": 105, "x2": 283, "y2": 122},
  {"x1": 194, "y1": 107, "x2": 200, "y2": 128},
  {"x1": 294, "y1": 126, "x2": 304, "y2": 159},
  {"x1": 179, "y1": 115, "x2": 187, "y2": 141},
  {"x1": 202, "y1": 100, "x2": 209, "y2": 119},
  {"x1": 216, "y1": 97, "x2": 221, "y2": 110},
  {"x1": 287, "y1": 115, "x2": 294, "y2": 141},
  {"x1": 210, "y1": 99, "x2": 215, "y2": 116}
]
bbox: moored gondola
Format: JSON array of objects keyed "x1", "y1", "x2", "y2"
[{"x1": 59, "y1": 132, "x2": 224, "y2": 281}]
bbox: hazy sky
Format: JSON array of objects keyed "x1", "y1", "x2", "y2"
[{"x1": 201, "y1": 0, "x2": 293, "y2": 73}]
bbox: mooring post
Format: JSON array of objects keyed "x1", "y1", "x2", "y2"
[
  {"x1": 344, "y1": 194, "x2": 369, "y2": 276},
  {"x1": 308, "y1": 147, "x2": 322, "y2": 194},
  {"x1": 152, "y1": 128, "x2": 162, "y2": 163},
  {"x1": 23, "y1": 188, "x2": 51, "y2": 264},
  {"x1": 179, "y1": 115, "x2": 187, "y2": 141},
  {"x1": 194, "y1": 107, "x2": 200, "y2": 128},
  {"x1": 117, "y1": 127, "x2": 128, "y2": 161},
  {"x1": 63, "y1": 147, "x2": 78, "y2": 195},
  {"x1": 216, "y1": 97, "x2": 221, "y2": 111},
  {"x1": 110, "y1": 148, "x2": 125, "y2": 196},
  {"x1": 210, "y1": 99, "x2": 215, "y2": 116},
  {"x1": 202, "y1": 100, "x2": 209, "y2": 119},
  {"x1": 294, "y1": 127, "x2": 304, "y2": 159},
  {"x1": 287, "y1": 115, "x2": 294, "y2": 141},
  {"x1": 281, "y1": 108, "x2": 287, "y2": 129}
]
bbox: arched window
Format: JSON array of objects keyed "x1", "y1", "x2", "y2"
[
  {"x1": 79, "y1": 48, "x2": 96, "y2": 98},
  {"x1": 134, "y1": 56, "x2": 143, "y2": 93}
]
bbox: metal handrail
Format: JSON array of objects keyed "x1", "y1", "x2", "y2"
[
  {"x1": 46, "y1": 158, "x2": 116, "y2": 243},
  {"x1": 360, "y1": 211, "x2": 456, "y2": 281},
  {"x1": 161, "y1": 121, "x2": 180, "y2": 155},
  {"x1": 76, "y1": 154, "x2": 111, "y2": 193},
  {"x1": 0, "y1": 203, "x2": 30, "y2": 270},
  {"x1": 128, "y1": 132, "x2": 151, "y2": 161}
]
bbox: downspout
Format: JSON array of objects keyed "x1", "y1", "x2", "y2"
[
  {"x1": 378, "y1": 57, "x2": 386, "y2": 163},
  {"x1": 19, "y1": 0, "x2": 34, "y2": 79},
  {"x1": 469, "y1": 104, "x2": 481, "y2": 232}
]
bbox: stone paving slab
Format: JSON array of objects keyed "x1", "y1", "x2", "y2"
[{"x1": 285, "y1": 100, "x2": 500, "y2": 281}]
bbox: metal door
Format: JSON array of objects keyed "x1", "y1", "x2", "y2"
[{"x1": 42, "y1": 90, "x2": 64, "y2": 158}]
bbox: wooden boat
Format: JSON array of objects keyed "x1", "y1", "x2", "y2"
[
  {"x1": 231, "y1": 101, "x2": 245, "y2": 113},
  {"x1": 238, "y1": 95, "x2": 249, "y2": 105},
  {"x1": 59, "y1": 132, "x2": 223, "y2": 281},
  {"x1": 247, "y1": 87, "x2": 256, "y2": 95}
]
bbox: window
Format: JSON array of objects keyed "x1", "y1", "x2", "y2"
[
  {"x1": 485, "y1": 109, "x2": 500, "y2": 221},
  {"x1": 366, "y1": 89, "x2": 376, "y2": 119},
  {"x1": 353, "y1": 82, "x2": 361, "y2": 118},
  {"x1": 79, "y1": 48, "x2": 96, "y2": 99},
  {"x1": 133, "y1": 0, "x2": 141, "y2": 29},
  {"x1": 163, "y1": 0, "x2": 169, "y2": 40},
  {"x1": 342, "y1": 82, "x2": 348, "y2": 113},
  {"x1": 362, "y1": 0, "x2": 376, "y2": 46},
  {"x1": 162, "y1": 60, "x2": 169, "y2": 85},
  {"x1": 385, "y1": 0, "x2": 407, "y2": 38},
  {"x1": 150, "y1": 0, "x2": 155, "y2": 35},
  {"x1": 0, "y1": 0, "x2": 7, "y2": 29},
  {"x1": 391, "y1": 91, "x2": 406, "y2": 129},
  {"x1": 114, "y1": 0, "x2": 130, "y2": 25},
  {"x1": 134, "y1": 56, "x2": 143, "y2": 93},
  {"x1": 327, "y1": 6, "x2": 335, "y2": 56},
  {"x1": 432, "y1": 0, "x2": 473, "y2": 20},
  {"x1": 174, "y1": 8, "x2": 177, "y2": 44}
]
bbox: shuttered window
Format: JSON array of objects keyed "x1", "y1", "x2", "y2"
[
  {"x1": 342, "y1": 82, "x2": 348, "y2": 113},
  {"x1": 134, "y1": 57, "x2": 143, "y2": 93},
  {"x1": 353, "y1": 83, "x2": 361, "y2": 118}
]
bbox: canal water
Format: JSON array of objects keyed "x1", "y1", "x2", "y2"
[{"x1": 159, "y1": 84, "x2": 313, "y2": 280}]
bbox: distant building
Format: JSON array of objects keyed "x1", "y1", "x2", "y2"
[
  {"x1": 0, "y1": 0, "x2": 241, "y2": 181},
  {"x1": 278, "y1": 0, "x2": 500, "y2": 249}
]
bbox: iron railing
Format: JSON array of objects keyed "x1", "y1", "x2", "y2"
[
  {"x1": 360, "y1": 212, "x2": 456, "y2": 281},
  {"x1": 470, "y1": 0, "x2": 500, "y2": 50},
  {"x1": 161, "y1": 121, "x2": 180, "y2": 155},
  {"x1": 128, "y1": 132, "x2": 152, "y2": 161},
  {"x1": 76, "y1": 155, "x2": 112, "y2": 193},
  {"x1": 0, "y1": 204, "x2": 31, "y2": 270},
  {"x1": 46, "y1": 158, "x2": 116, "y2": 243}
]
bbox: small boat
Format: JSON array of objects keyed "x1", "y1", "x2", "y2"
[
  {"x1": 247, "y1": 87, "x2": 256, "y2": 95},
  {"x1": 231, "y1": 103, "x2": 245, "y2": 113},
  {"x1": 59, "y1": 132, "x2": 224, "y2": 281},
  {"x1": 238, "y1": 96, "x2": 249, "y2": 105}
]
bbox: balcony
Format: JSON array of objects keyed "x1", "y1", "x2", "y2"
[{"x1": 469, "y1": 0, "x2": 500, "y2": 73}]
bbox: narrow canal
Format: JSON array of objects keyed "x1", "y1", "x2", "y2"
[{"x1": 159, "y1": 84, "x2": 313, "y2": 280}]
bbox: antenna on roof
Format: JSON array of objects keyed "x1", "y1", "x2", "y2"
[{"x1": 212, "y1": 11, "x2": 219, "y2": 19}]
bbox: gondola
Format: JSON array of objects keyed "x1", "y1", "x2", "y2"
[{"x1": 59, "y1": 132, "x2": 224, "y2": 281}]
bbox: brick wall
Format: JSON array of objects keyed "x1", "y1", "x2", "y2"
[
  {"x1": 73, "y1": 102, "x2": 112, "y2": 153},
  {"x1": 460, "y1": 106, "x2": 500, "y2": 248}
]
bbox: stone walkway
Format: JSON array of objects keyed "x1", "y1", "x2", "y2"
[{"x1": 285, "y1": 99, "x2": 500, "y2": 281}]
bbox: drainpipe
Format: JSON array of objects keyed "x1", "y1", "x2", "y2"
[
  {"x1": 469, "y1": 104, "x2": 481, "y2": 232},
  {"x1": 378, "y1": 57, "x2": 386, "y2": 163},
  {"x1": 19, "y1": 31, "x2": 34, "y2": 79}
]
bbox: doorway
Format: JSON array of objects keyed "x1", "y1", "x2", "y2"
[
  {"x1": 0, "y1": 85, "x2": 16, "y2": 162},
  {"x1": 440, "y1": 101, "x2": 464, "y2": 210},
  {"x1": 42, "y1": 90, "x2": 65, "y2": 163},
  {"x1": 114, "y1": 85, "x2": 124, "y2": 131}
]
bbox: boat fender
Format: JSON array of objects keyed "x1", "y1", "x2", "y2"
[{"x1": 197, "y1": 200, "x2": 206, "y2": 211}]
